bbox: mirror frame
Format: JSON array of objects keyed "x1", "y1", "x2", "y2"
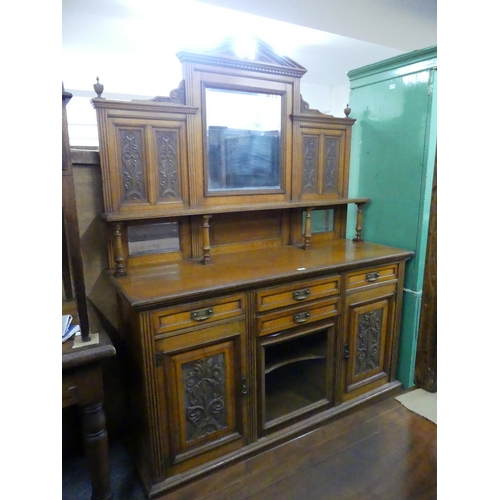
[
  {"x1": 203, "y1": 83, "x2": 286, "y2": 196},
  {"x1": 177, "y1": 39, "x2": 305, "y2": 207}
]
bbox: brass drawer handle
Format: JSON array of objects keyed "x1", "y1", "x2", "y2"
[
  {"x1": 191, "y1": 307, "x2": 214, "y2": 321},
  {"x1": 365, "y1": 272, "x2": 380, "y2": 282},
  {"x1": 292, "y1": 289, "x2": 311, "y2": 301},
  {"x1": 294, "y1": 311, "x2": 311, "y2": 323}
]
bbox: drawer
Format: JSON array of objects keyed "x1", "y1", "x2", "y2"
[
  {"x1": 256, "y1": 275, "x2": 340, "y2": 313},
  {"x1": 346, "y1": 263, "x2": 398, "y2": 290},
  {"x1": 62, "y1": 371, "x2": 78, "y2": 408},
  {"x1": 152, "y1": 294, "x2": 245, "y2": 337},
  {"x1": 257, "y1": 297, "x2": 340, "y2": 336}
]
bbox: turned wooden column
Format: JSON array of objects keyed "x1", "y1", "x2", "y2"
[
  {"x1": 201, "y1": 215, "x2": 212, "y2": 265},
  {"x1": 302, "y1": 208, "x2": 313, "y2": 249},
  {"x1": 111, "y1": 222, "x2": 127, "y2": 277},
  {"x1": 353, "y1": 202, "x2": 365, "y2": 242}
]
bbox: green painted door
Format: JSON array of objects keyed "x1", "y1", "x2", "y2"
[{"x1": 347, "y1": 48, "x2": 437, "y2": 388}]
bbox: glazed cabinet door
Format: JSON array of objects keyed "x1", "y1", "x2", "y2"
[
  {"x1": 342, "y1": 281, "x2": 397, "y2": 401},
  {"x1": 256, "y1": 320, "x2": 337, "y2": 436},
  {"x1": 155, "y1": 318, "x2": 248, "y2": 476}
]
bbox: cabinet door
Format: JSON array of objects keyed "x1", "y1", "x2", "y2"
[
  {"x1": 94, "y1": 103, "x2": 195, "y2": 215},
  {"x1": 155, "y1": 319, "x2": 248, "y2": 475},
  {"x1": 292, "y1": 117, "x2": 353, "y2": 201},
  {"x1": 343, "y1": 283, "x2": 397, "y2": 401}
]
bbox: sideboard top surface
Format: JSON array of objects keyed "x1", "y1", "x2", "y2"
[{"x1": 110, "y1": 239, "x2": 413, "y2": 309}]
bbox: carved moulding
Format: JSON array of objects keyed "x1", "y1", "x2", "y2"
[{"x1": 150, "y1": 80, "x2": 186, "y2": 105}]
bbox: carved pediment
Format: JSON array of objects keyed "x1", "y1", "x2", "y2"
[{"x1": 177, "y1": 37, "x2": 307, "y2": 79}]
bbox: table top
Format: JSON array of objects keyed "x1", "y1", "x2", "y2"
[{"x1": 62, "y1": 299, "x2": 116, "y2": 370}]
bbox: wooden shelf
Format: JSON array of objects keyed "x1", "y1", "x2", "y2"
[
  {"x1": 100, "y1": 197, "x2": 370, "y2": 222},
  {"x1": 265, "y1": 361, "x2": 327, "y2": 422},
  {"x1": 264, "y1": 332, "x2": 327, "y2": 375},
  {"x1": 265, "y1": 353, "x2": 326, "y2": 375}
]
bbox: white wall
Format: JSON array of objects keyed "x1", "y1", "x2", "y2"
[
  {"x1": 196, "y1": 0, "x2": 437, "y2": 51},
  {"x1": 300, "y1": 82, "x2": 350, "y2": 117},
  {"x1": 66, "y1": 93, "x2": 101, "y2": 148},
  {"x1": 66, "y1": 90, "x2": 155, "y2": 148}
]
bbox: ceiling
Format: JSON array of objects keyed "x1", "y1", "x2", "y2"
[{"x1": 62, "y1": 0, "x2": 437, "y2": 97}]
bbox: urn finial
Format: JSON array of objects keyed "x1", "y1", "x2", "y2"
[
  {"x1": 344, "y1": 104, "x2": 351, "y2": 117},
  {"x1": 93, "y1": 77, "x2": 104, "y2": 98}
]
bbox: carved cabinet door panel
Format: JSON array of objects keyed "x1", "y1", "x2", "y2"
[
  {"x1": 102, "y1": 116, "x2": 191, "y2": 215},
  {"x1": 292, "y1": 118, "x2": 353, "y2": 201},
  {"x1": 342, "y1": 283, "x2": 397, "y2": 401},
  {"x1": 155, "y1": 318, "x2": 248, "y2": 476}
]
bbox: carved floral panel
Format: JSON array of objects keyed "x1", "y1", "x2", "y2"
[
  {"x1": 182, "y1": 353, "x2": 228, "y2": 443},
  {"x1": 119, "y1": 129, "x2": 146, "y2": 201},
  {"x1": 323, "y1": 136, "x2": 339, "y2": 194},
  {"x1": 355, "y1": 308, "x2": 383, "y2": 376},
  {"x1": 302, "y1": 136, "x2": 318, "y2": 193},
  {"x1": 156, "y1": 130, "x2": 180, "y2": 200}
]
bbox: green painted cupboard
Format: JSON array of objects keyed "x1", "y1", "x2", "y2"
[{"x1": 347, "y1": 46, "x2": 437, "y2": 388}]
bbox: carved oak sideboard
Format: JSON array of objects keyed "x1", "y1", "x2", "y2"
[{"x1": 91, "y1": 39, "x2": 413, "y2": 497}]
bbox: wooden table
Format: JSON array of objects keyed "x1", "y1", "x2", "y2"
[{"x1": 62, "y1": 301, "x2": 116, "y2": 500}]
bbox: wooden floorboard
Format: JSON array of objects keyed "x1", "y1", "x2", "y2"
[{"x1": 161, "y1": 395, "x2": 436, "y2": 500}]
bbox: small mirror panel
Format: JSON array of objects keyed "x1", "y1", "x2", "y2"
[
  {"x1": 128, "y1": 222, "x2": 180, "y2": 256},
  {"x1": 206, "y1": 88, "x2": 282, "y2": 192},
  {"x1": 302, "y1": 209, "x2": 334, "y2": 234}
]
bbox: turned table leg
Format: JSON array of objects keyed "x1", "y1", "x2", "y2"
[{"x1": 75, "y1": 364, "x2": 113, "y2": 500}]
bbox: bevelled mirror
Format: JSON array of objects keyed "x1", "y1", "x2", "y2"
[
  {"x1": 205, "y1": 87, "x2": 282, "y2": 193},
  {"x1": 127, "y1": 222, "x2": 180, "y2": 256}
]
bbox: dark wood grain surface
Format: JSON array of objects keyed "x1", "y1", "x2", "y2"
[
  {"x1": 414, "y1": 155, "x2": 437, "y2": 392},
  {"x1": 159, "y1": 394, "x2": 436, "y2": 500}
]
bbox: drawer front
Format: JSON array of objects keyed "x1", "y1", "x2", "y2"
[
  {"x1": 257, "y1": 298, "x2": 340, "y2": 337},
  {"x1": 256, "y1": 276, "x2": 340, "y2": 313},
  {"x1": 152, "y1": 294, "x2": 245, "y2": 337},
  {"x1": 62, "y1": 371, "x2": 78, "y2": 408},
  {"x1": 346, "y1": 263, "x2": 398, "y2": 290}
]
